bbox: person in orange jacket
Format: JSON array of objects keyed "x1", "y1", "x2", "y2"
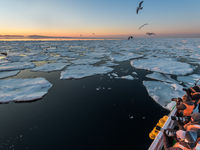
[
  {"x1": 184, "y1": 113, "x2": 200, "y2": 131},
  {"x1": 183, "y1": 86, "x2": 200, "y2": 112},
  {"x1": 174, "y1": 95, "x2": 196, "y2": 117}
]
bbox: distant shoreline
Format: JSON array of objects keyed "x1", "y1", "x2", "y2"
[{"x1": 0, "y1": 38, "x2": 123, "y2": 41}]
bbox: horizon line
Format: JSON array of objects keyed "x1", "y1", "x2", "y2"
[{"x1": 1, "y1": 34, "x2": 200, "y2": 39}]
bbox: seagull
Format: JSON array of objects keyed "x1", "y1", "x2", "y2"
[
  {"x1": 0, "y1": 52, "x2": 7, "y2": 56},
  {"x1": 128, "y1": 36, "x2": 133, "y2": 40},
  {"x1": 138, "y1": 23, "x2": 148, "y2": 30},
  {"x1": 146, "y1": 32, "x2": 156, "y2": 36},
  {"x1": 136, "y1": 1, "x2": 144, "y2": 14}
]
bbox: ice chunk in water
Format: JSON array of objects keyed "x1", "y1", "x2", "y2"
[
  {"x1": 32, "y1": 63, "x2": 68, "y2": 72},
  {"x1": 0, "y1": 78, "x2": 52, "y2": 103},
  {"x1": 132, "y1": 72, "x2": 137, "y2": 75},
  {"x1": 0, "y1": 62, "x2": 35, "y2": 71},
  {"x1": 60, "y1": 65, "x2": 113, "y2": 79},
  {"x1": 143, "y1": 81, "x2": 184, "y2": 110},
  {"x1": 131, "y1": 58, "x2": 194, "y2": 75},
  {"x1": 0, "y1": 70, "x2": 20, "y2": 79},
  {"x1": 120, "y1": 75, "x2": 135, "y2": 80},
  {"x1": 119, "y1": 75, "x2": 136, "y2": 80},
  {"x1": 146, "y1": 72, "x2": 177, "y2": 83},
  {"x1": 177, "y1": 74, "x2": 200, "y2": 87}
]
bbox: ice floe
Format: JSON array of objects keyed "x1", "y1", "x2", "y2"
[
  {"x1": 119, "y1": 75, "x2": 135, "y2": 80},
  {"x1": 131, "y1": 58, "x2": 194, "y2": 75},
  {"x1": 132, "y1": 72, "x2": 137, "y2": 75},
  {"x1": 0, "y1": 78, "x2": 52, "y2": 103},
  {"x1": 108, "y1": 73, "x2": 136, "y2": 80},
  {"x1": 0, "y1": 70, "x2": 20, "y2": 79},
  {"x1": 60, "y1": 65, "x2": 113, "y2": 79},
  {"x1": 143, "y1": 81, "x2": 185, "y2": 110},
  {"x1": 0, "y1": 62, "x2": 35, "y2": 71},
  {"x1": 32, "y1": 63, "x2": 68, "y2": 72}
]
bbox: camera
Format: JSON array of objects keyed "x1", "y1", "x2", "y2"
[
  {"x1": 171, "y1": 116, "x2": 191, "y2": 123},
  {"x1": 156, "y1": 126, "x2": 176, "y2": 137}
]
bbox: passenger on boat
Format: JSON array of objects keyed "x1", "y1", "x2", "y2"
[
  {"x1": 184, "y1": 113, "x2": 200, "y2": 131},
  {"x1": 163, "y1": 129, "x2": 197, "y2": 150},
  {"x1": 176, "y1": 95, "x2": 195, "y2": 117},
  {"x1": 184, "y1": 86, "x2": 200, "y2": 112}
]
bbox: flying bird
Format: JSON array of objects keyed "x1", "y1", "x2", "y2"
[
  {"x1": 0, "y1": 52, "x2": 7, "y2": 56},
  {"x1": 128, "y1": 36, "x2": 133, "y2": 40},
  {"x1": 146, "y1": 32, "x2": 156, "y2": 36},
  {"x1": 136, "y1": 1, "x2": 144, "y2": 14},
  {"x1": 138, "y1": 23, "x2": 148, "y2": 30}
]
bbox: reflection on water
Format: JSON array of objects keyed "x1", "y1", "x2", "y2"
[{"x1": 0, "y1": 61, "x2": 168, "y2": 150}]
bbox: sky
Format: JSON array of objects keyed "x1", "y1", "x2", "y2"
[{"x1": 0, "y1": 0, "x2": 200, "y2": 38}]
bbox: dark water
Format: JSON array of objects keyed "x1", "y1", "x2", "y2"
[{"x1": 0, "y1": 61, "x2": 169, "y2": 150}]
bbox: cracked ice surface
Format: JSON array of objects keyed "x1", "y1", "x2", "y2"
[
  {"x1": 177, "y1": 74, "x2": 200, "y2": 87},
  {"x1": 32, "y1": 63, "x2": 68, "y2": 72},
  {"x1": 0, "y1": 70, "x2": 20, "y2": 79},
  {"x1": 71, "y1": 58, "x2": 101, "y2": 65},
  {"x1": 146, "y1": 72, "x2": 177, "y2": 83},
  {"x1": 0, "y1": 78, "x2": 52, "y2": 103},
  {"x1": 0, "y1": 62, "x2": 35, "y2": 71},
  {"x1": 60, "y1": 65, "x2": 113, "y2": 79},
  {"x1": 143, "y1": 81, "x2": 185, "y2": 110},
  {"x1": 131, "y1": 58, "x2": 194, "y2": 75}
]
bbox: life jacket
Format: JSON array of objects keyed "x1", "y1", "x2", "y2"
[
  {"x1": 173, "y1": 142, "x2": 190, "y2": 150},
  {"x1": 184, "y1": 123, "x2": 200, "y2": 131},
  {"x1": 181, "y1": 102, "x2": 195, "y2": 116}
]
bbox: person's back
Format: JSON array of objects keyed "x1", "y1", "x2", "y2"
[{"x1": 176, "y1": 95, "x2": 195, "y2": 117}]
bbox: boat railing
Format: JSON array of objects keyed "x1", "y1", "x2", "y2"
[{"x1": 148, "y1": 107, "x2": 177, "y2": 150}]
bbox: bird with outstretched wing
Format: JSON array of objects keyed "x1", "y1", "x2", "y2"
[
  {"x1": 136, "y1": 1, "x2": 144, "y2": 14},
  {"x1": 138, "y1": 23, "x2": 148, "y2": 30}
]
